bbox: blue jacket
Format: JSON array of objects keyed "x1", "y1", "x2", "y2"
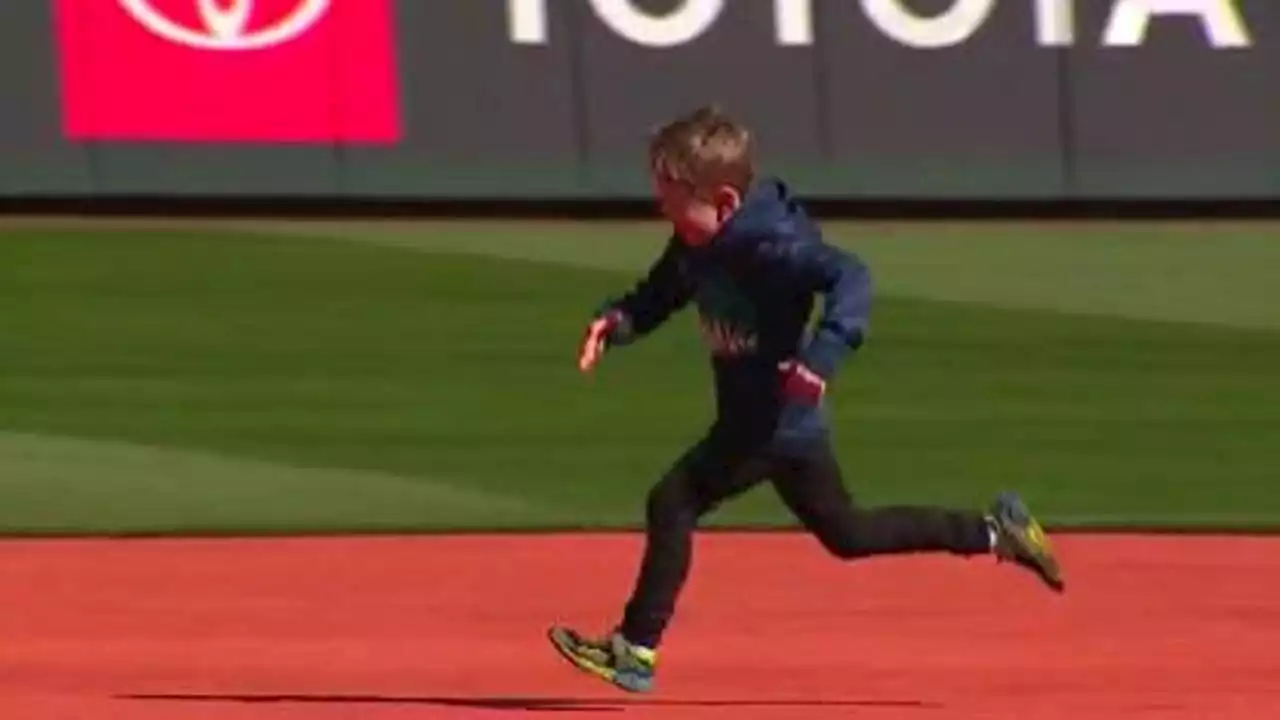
[{"x1": 600, "y1": 177, "x2": 872, "y2": 449}]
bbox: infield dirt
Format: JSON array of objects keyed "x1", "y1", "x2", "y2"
[{"x1": 0, "y1": 532, "x2": 1275, "y2": 719}]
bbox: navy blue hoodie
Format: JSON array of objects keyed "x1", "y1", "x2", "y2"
[{"x1": 600, "y1": 177, "x2": 872, "y2": 450}]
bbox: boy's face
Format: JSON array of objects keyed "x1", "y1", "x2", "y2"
[{"x1": 653, "y1": 171, "x2": 742, "y2": 246}]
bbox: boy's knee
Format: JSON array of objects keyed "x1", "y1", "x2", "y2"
[
  {"x1": 808, "y1": 510, "x2": 875, "y2": 559},
  {"x1": 818, "y1": 532, "x2": 874, "y2": 559},
  {"x1": 645, "y1": 474, "x2": 696, "y2": 528}
]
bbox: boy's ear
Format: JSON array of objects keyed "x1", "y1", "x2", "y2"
[{"x1": 713, "y1": 184, "x2": 743, "y2": 222}]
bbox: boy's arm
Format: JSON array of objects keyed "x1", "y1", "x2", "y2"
[
  {"x1": 605, "y1": 236, "x2": 694, "y2": 340},
  {"x1": 579, "y1": 237, "x2": 693, "y2": 371},
  {"x1": 769, "y1": 237, "x2": 872, "y2": 383}
]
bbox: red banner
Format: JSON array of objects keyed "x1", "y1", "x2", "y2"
[{"x1": 54, "y1": 0, "x2": 402, "y2": 144}]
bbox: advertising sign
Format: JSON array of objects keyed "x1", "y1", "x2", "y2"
[
  {"x1": 53, "y1": 0, "x2": 402, "y2": 143},
  {"x1": 0, "y1": 0, "x2": 1267, "y2": 200}
]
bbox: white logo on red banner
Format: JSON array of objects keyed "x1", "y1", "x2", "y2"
[{"x1": 117, "y1": 0, "x2": 331, "y2": 51}]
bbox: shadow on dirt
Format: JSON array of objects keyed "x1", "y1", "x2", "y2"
[{"x1": 120, "y1": 692, "x2": 942, "y2": 713}]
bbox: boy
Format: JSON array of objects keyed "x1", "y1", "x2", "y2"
[{"x1": 547, "y1": 106, "x2": 1063, "y2": 694}]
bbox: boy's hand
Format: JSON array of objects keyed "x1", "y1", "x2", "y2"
[
  {"x1": 778, "y1": 360, "x2": 826, "y2": 405},
  {"x1": 578, "y1": 310, "x2": 623, "y2": 372}
]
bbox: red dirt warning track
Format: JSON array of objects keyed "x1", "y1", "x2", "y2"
[{"x1": 0, "y1": 533, "x2": 1275, "y2": 719}]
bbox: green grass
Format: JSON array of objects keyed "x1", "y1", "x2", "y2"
[{"x1": 0, "y1": 222, "x2": 1277, "y2": 535}]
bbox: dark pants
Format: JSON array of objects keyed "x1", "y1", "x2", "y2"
[{"x1": 618, "y1": 432, "x2": 992, "y2": 649}]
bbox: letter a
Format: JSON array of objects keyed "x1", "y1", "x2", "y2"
[{"x1": 1103, "y1": 0, "x2": 1251, "y2": 48}]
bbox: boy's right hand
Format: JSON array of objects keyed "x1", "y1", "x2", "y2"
[{"x1": 578, "y1": 310, "x2": 623, "y2": 372}]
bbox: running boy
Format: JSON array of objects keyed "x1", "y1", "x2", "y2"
[{"x1": 548, "y1": 106, "x2": 1064, "y2": 694}]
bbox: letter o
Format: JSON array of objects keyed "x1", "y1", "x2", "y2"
[
  {"x1": 861, "y1": 0, "x2": 996, "y2": 49},
  {"x1": 589, "y1": 0, "x2": 725, "y2": 47}
]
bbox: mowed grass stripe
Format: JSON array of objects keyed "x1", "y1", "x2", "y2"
[
  {"x1": 7, "y1": 218, "x2": 1276, "y2": 328},
  {"x1": 231, "y1": 218, "x2": 1280, "y2": 331},
  {"x1": 0, "y1": 431, "x2": 551, "y2": 535},
  {"x1": 0, "y1": 228, "x2": 1277, "y2": 533}
]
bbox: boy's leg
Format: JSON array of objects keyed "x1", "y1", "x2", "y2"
[
  {"x1": 618, "y1": 433, "x2": 771, "y2": 649},
  {"x1": 549, "y1": 432, "x2": 769, "y2": 692},
  {"x1": 769, "y1": 440, "x2": 993, "y2": 558},
  {"x1": 767, "y1": 439, "x2": 1063, "y2": 590}
]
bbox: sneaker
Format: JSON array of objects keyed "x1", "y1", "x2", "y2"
[
  {"x1": 988, "y1": 491, "x2": 1065, "y2": 592},
  {"x1": 547, "y1": 625, "x2": 656, "y2": 693}
]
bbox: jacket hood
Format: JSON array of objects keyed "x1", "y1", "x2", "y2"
[{"x1": 715, "y1": 176, "x2": 810, "y2": 247}]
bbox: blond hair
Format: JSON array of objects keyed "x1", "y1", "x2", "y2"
[{"x1": 648, "y1": 105, "x2": 755, "y2": 196}]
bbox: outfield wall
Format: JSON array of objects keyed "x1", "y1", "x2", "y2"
[{"x1": 2, "y1": 1, "x2": 1277, "y2": 202}]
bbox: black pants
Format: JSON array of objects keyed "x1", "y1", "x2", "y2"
[{"x1": 618, "y1": 432, "x2": 992, "y2": 649}]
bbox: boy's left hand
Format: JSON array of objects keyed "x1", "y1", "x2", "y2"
[
  {"x1": 778, "y1": 360, "x2": 826, "y2": 404},
  {"x1": 578, "y1": 311, "x2": 622, "y2": 372}
]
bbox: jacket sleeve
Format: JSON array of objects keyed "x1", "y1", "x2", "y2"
[
  {"x1": 770, "y1": 238, "x2": 872, "y2": 380},
  {"x1": 599, "y1": 237, "x2": 695, "y2": 344}
]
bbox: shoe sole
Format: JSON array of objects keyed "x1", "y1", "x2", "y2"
[{"x1": 546, "y1": 627, "x2": 653, "y2": 693}]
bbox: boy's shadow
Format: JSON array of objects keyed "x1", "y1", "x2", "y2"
[{"x1": 121, "y1": 693, "x2": 942, "y2": 713}]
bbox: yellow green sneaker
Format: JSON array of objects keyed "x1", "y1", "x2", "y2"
[
  {"x1": 988, "y1": 491, "x2": 1065, "y2": 592},
  {"x1": 547, "y1": 626, "x2": 656, "y2": 693}
]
